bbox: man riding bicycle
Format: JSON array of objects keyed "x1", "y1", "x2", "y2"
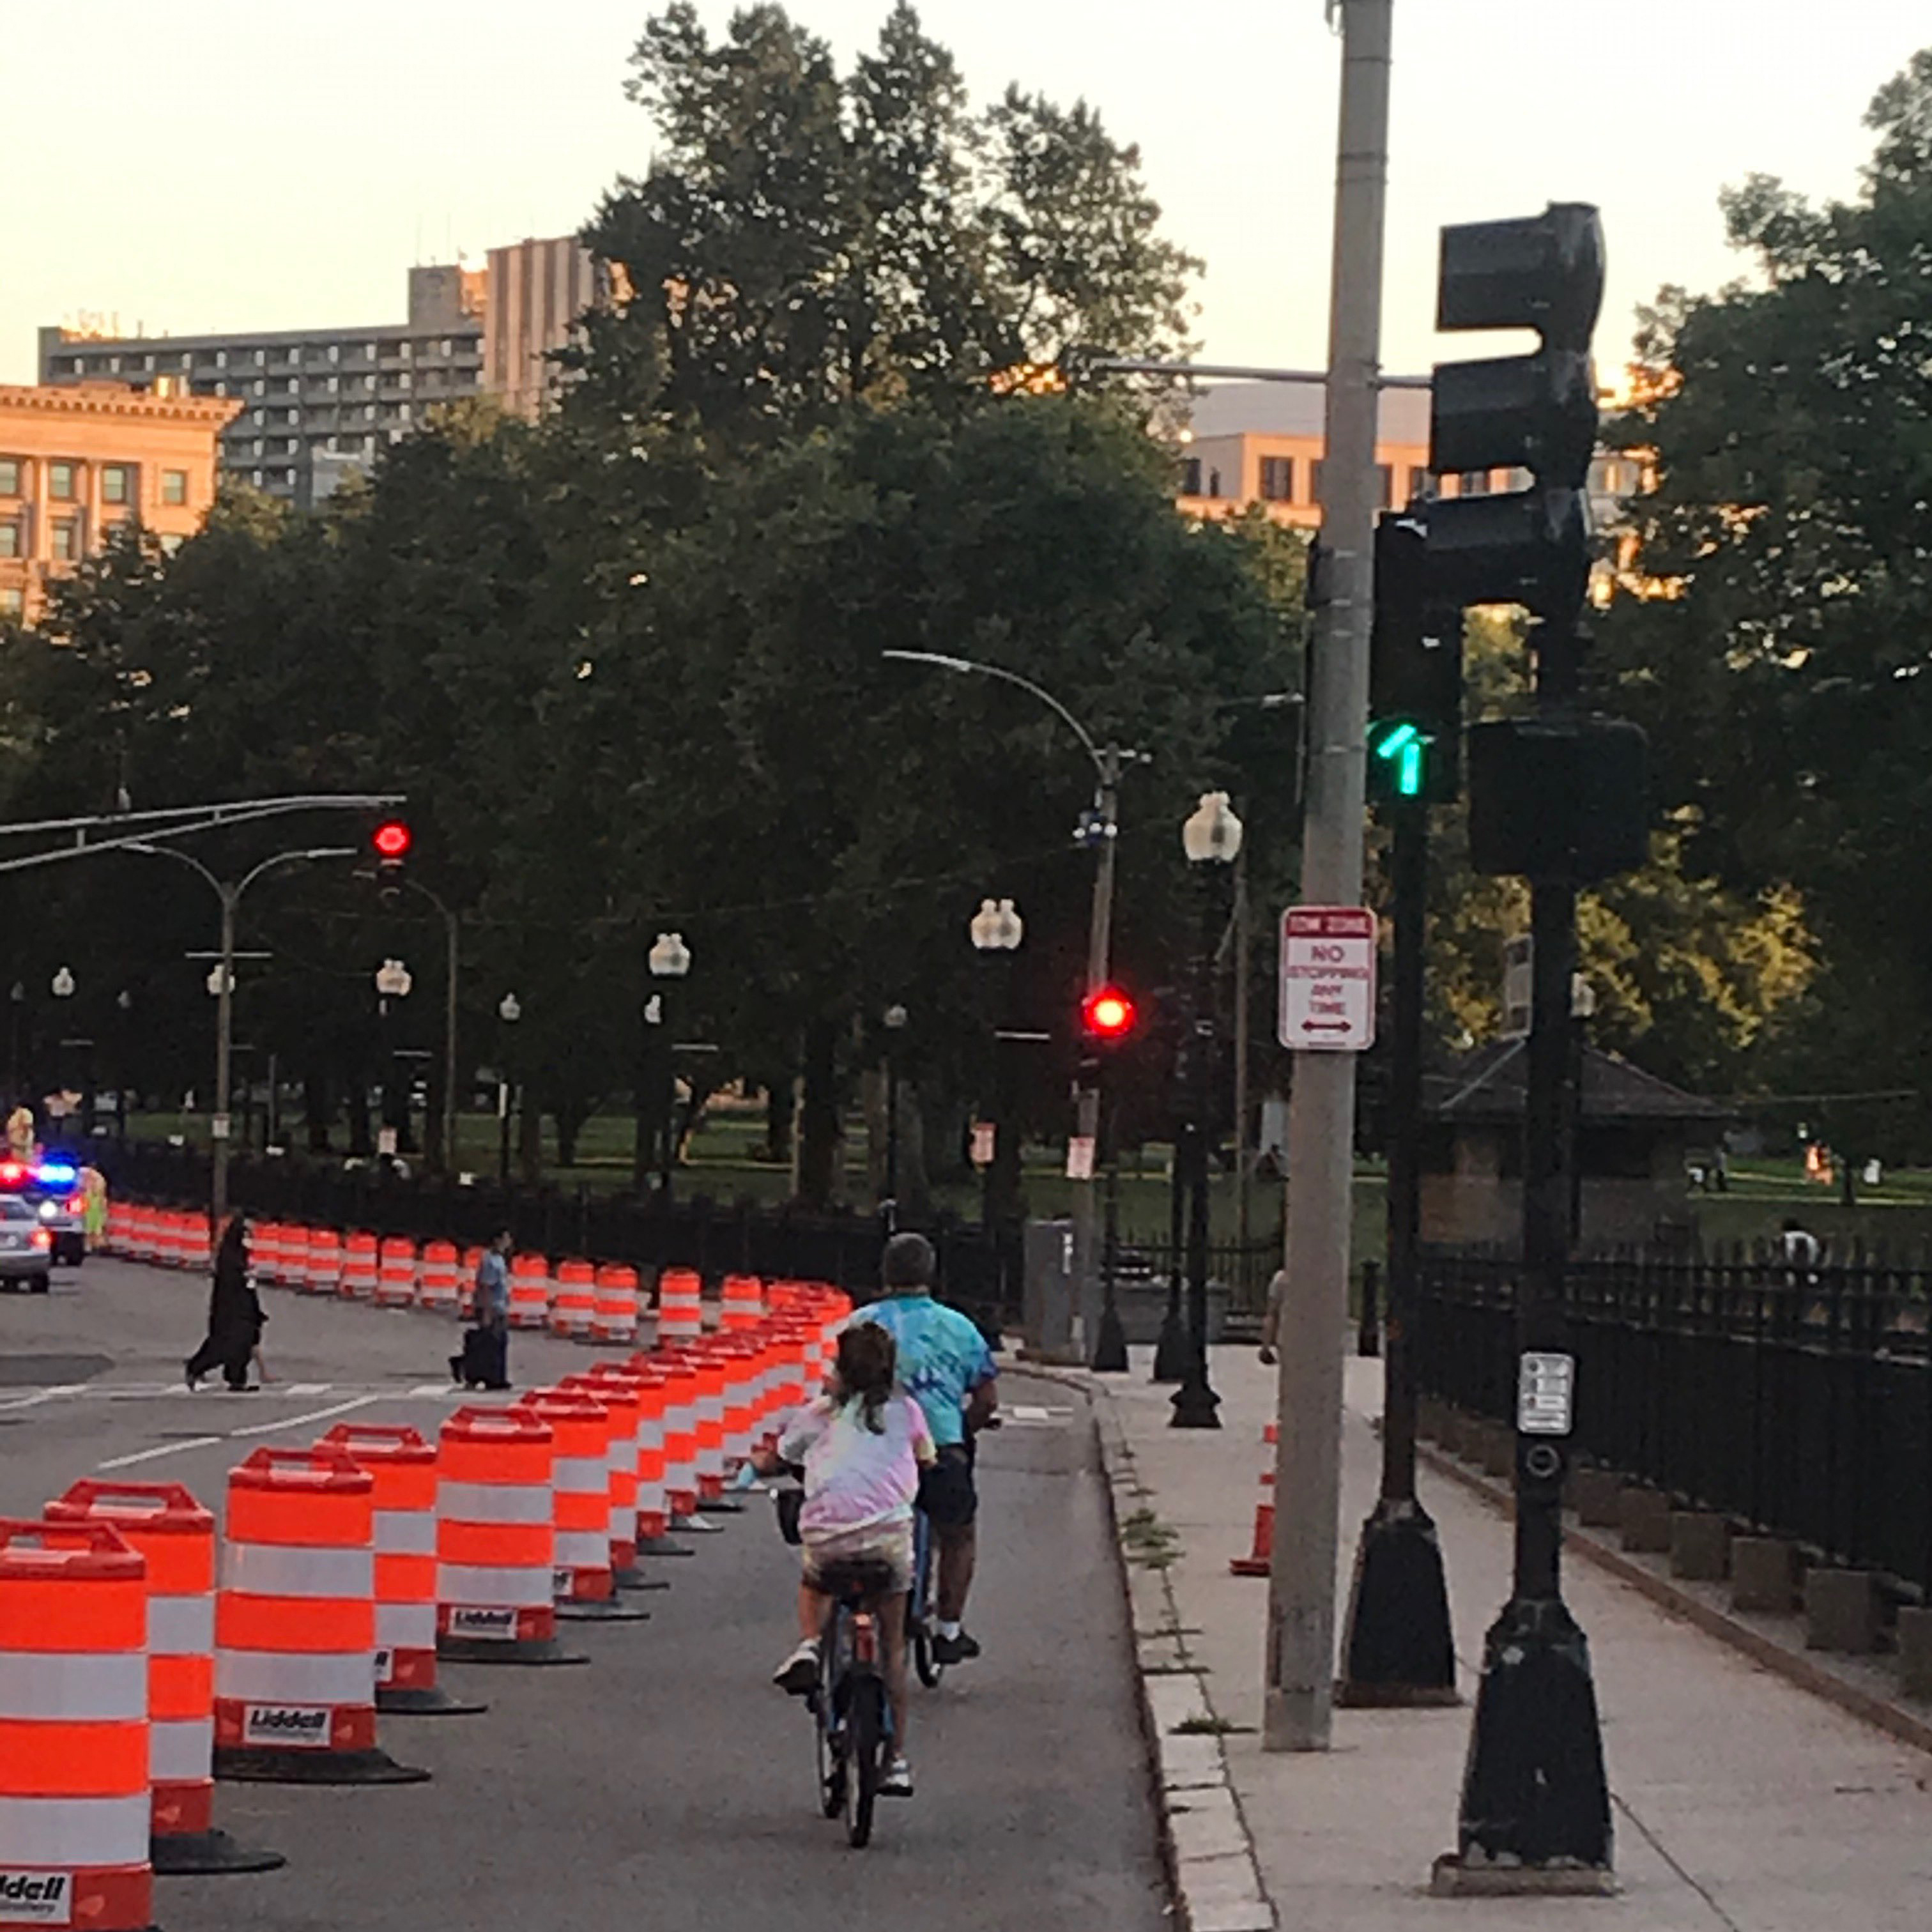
[{"x1": 851, "y1": 1231, "x2": 998, "y2": 1666}]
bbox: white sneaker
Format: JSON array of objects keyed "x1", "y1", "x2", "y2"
[
  {"x1": 773, "y1": 1640, "x2": 819, "y2": 1695},
  {"x1": 882, "y1": 1754, "x2": 914, "y2": 1797}
]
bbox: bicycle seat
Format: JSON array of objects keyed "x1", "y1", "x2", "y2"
[{"x1": 815, "y1": 1557, "x2": 898, "y2": 1604}]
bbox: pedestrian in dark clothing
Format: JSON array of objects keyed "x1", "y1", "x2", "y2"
[{"x1": 185, "y1": 1215, "x2": 265, "y2": 1392}]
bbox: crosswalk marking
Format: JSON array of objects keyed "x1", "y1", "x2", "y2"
[{"x1": 1005, "y1": 1403, "x2": 1074, "y2": 1427}]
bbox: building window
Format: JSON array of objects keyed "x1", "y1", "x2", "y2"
[
  {"x1": 49, "y1": 462, "x2": 77, "y2": 501},
  {"x1": 101, "y1": 466, "x2": 132, "y2": 505},
  {"x1": 0, "y1": 522, "x2": 19, "y2": 558},
  {"x1": 1181, "y1": 456, "x2": 1202, "y2": 496},
  {"x1": 280, "y1": 469, "x2": 296, "y2": 488},
  {"x1": 364, "y1": 343, "x2": 378, "y2": 360},
  {"x1": 254, "y1": 349, "x2": 266, "y2": 367},
  {"x1": 0, "y1": 588, "x2": 21, "y2": 620},
  {"x1": 327, "y1": 376, "x2": 340, "y2": 394},
  {"x1": 328, "y1": 344, "x2": 341, "y2": 365},
  {"x1": 0, "y1": 459, "x2": 18, "y2": 497},
  {"x1": 1259, "y1": 456, "x2": 1296, "y2": 503},
  {"x1": 251, "y1": 470, "x2": 265, "y2": 486},
  {"x1": 51, "y1": 518, "x2": 80, "y2": 562},
  {"x1": 1458, "y1": 470, "x2": 1491, "y2": 498},
  {"x1": 252, "y1": 440, "x2": 266, "y2": 457},
  {"x1": 1405, "y1": 464, "x2": 1434, "y2": 504},
  {"x1": 1377, "y1": 464, "x2": 1395, "y2": 509},
  {"x1": 161, "y1": 470, "x2": 187, "y2": 505}
]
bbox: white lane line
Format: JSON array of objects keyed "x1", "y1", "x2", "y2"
[
  {"x1": 407, "y1": 1384, "x2": 457, "y2": 1398},
  {"x1": 227, "y1": 1394, "x2": 381, "y2": 1438},
  {"x1": 280, "y1": 1383, "x2": 332, "y2": 1397},
  {"x1": 1008, "y1": 1404, "x2": 1052, "y2": 1422},
  {"x1": 98, "y1": 1437, "x2": 222, "y2": 1470}
]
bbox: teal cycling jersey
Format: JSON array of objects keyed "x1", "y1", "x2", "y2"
[{"x1": 850, "y1": 1293, "x2": 995, "y2": 1449}]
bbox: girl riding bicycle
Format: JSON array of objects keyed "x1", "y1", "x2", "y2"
[{"x1": 756, "y1": 1321, "x2": 933, "y2": 1797}]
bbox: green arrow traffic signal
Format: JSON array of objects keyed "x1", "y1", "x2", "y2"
[{"x1": 1372, "y1": 720, "x2": 1427, "y2": 799}]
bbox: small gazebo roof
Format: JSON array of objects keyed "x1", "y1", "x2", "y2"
[{"x1": 1422, "y1": 1041, "x2": 1729, "y2": 1129}]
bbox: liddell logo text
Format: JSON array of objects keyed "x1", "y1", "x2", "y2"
[
  {"x1": 243, "y1": 1704, "x2": 330, "y2": 1747},
  {"x1": 374, "y1": 1648, "x2": 394, "y2": 1683},
  {"x1": 451, "y1": 1606, "x2": 516, "y2": 1638},
  {"x1": 0, "y1": 1869, "x2": 73, "y2": 1925}
]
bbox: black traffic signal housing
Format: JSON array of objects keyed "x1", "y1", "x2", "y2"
[
  {"x1": 1466, "y1": 717, "x2": 1649, "y2": 882},
  {"x1": 1368, "y1": 511, "x2": 1462, "y2": 805},
  {"x1": 371, "y1": 819, "x2": 411, "y2": 907},
  {"x1": 1425, "y1": 204, "x2": 1603, "y2": 625}
]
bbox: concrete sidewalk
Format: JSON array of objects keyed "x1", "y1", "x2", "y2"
[{"x1": 1097, "y1": 1347, "x2": 1932, "y2": 1931}]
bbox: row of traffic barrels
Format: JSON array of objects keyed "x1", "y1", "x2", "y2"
[
  {"x1": 105, "y1": 1202, "x2": 799, "y2": 1349},
  {"x1": 1, "y1": 1282, "x2": 850, "y2": 1926}
]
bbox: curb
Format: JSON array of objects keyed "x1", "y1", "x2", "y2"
[
  {"x1": 1416, "y1": 1438, "x2": 1932, "y2": 1760},
  {"x1": 1089, "y1": 1384, "x2": 1278, "y2": 1932}
]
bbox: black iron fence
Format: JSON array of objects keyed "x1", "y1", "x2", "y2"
[
  {"x1": 1417, "y1": 1243, "x2": 1932, "y2": 1601},
  {"x1": 92, "y1": 1141, "x2": 1021, "y2": 1340}
]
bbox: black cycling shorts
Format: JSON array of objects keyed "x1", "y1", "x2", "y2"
[{"x1": 918, "y1": 1443, "x2": 977, "y2": 1528}]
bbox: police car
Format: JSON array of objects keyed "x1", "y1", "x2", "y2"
[{"x1": 0, "y1": 1158, "x2": 86, "y2": 1266}]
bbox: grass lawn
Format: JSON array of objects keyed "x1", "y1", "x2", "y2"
[{"x1": 119, "y1": 1109, "x2": 1924, "y2": 1258}]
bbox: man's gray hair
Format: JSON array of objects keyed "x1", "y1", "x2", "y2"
[{"x1": 881, "y1": 1230, "x2": 935, "y2": 1291}]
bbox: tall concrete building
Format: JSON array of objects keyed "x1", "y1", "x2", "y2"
[
  {"x1": 485, "y1": 236, "x2": 607, "y2": 421},
  {"x1": 0, "y1": 379, "x2": 240, "y2": 625},
  {"x1": 37, "y1": 266, "x2": 486, "y2": 509}
]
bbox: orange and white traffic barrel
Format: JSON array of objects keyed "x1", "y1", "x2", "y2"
[
  {"x1": 651, "y1": 1352, "x2": 707, "y2": 1529},
  {"x1": 507, "y1": 1252, "x2": 551, "y2": 1331},
  {"x1": 719, "y1": 1273, "x2": 763, "y2": 1331},
  {"x1": 0, "y1": 1518, "x2": 154, "y2": 1931},
  {"x1": 720, "y1": 1338, "x2": 762, "y2": 1478},
  {"x1": 610, "y1": 1363, "x2": 689, "y2": 1556},
  {"x1": 214, "y1": 1446, "x2": 426, "y2": 1785},
  {"x1": 435, "y1": 1409, "x2": 585, "y2": 1667},
  {"x1": 417, "y1": 1240, "x2": 460, "y2": 1317},
  {"x1": 655, "y1": 1266, "x2": 703, "y2": 1340},
  {"x1": 340, "y1": 1230, "x2": 379, "y2": 1301},
  {"x1": 592, "y1": 1264, "x2": 639, "y2": 1346},
  {"x1": 562, "y1": 1372, "x2": 645, "y2": 1586},
  {"x1": 1229, "y1": 1423, "x2": 1280, "y2": 1578},
  {"x1": 321, "y1": 1425, "x2": 484, "y2": 1719},
  {"x1": 303, "y1": 1225, "x2": 341, "y2": 1296},
  {"x1": 692, "y1": 1344, "x2": 732, "y2": 1505},
  {"x1": 516, "y1": 1392, "x2": 646, "y2": 1623},
  {"x1": 548, "y1": 1259, "x2": 597, "y2": 1340},
  {"x1": 374, "y1": 1238, "x2": 417, "y2": 1309},
  {"x1": 43, "y1": 1480, "x2": 283, "y2": 1878},
  {"x1": 458, "y1": 1245, "x2": 484, "y2": 1320}
]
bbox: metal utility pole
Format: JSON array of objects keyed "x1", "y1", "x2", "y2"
[
  {"x1": 1082, "y1": 745, "x2": 1129, "y2": 1372},
  {"x1": 1264, "y1": 0, "x2": 1393, "y2": 1754}
]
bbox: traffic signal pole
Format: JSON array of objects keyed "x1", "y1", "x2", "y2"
[
  {"x1": 1264, "y1": 0, "x2": 1392, "y2": 1755},
  {"x1": 1335, "y1": 790, "x2": 1457, "y2": 1705},
  {"x1": 1436, "y1": 622, "x2": 1613, "y2": 1892},
  {"x1": 1084, "y1": 746, "x2": 1130, "y2": 1373}
]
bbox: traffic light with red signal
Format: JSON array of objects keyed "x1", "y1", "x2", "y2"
[
  {"x1": 371, "y1": 819, "x2": 410, "y2": 904},
  {"x1": 1081, "y1": 985, "x2": 1138, "y2": 1045}
]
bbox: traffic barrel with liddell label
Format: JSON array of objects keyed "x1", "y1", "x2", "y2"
[
  {"x1": 43, "y1": 1481, "x2": 283, "y2": 1876},
  {"x1": 213, "y1": 1446, "x2": 428, "y2": 1785},
  {"x1": 320, "y1": 1425, "x2": 484, "y2": 1718},
  {"x1": 0, "y1": 1518, "x2": 155, "y2": 1932},
  {"x1": 435, "y1": 1409, "x2": 586, "y2": 1666},
  {"x1": 592, "y1": 1263, "x2": 639, "y2": 1345},
  {"x1": 516, "y1": 1391, "x2": 648, "y2": 1623}
]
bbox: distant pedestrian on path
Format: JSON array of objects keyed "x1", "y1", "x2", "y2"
[
  {"x1": 453, "y1": 1230, "x2": 512, "y2": 1391},
  {"x1": 184, "y1": 1215, "x2": 265, "y2": 1392},
  {"x1": 1257, "y1": 1267, "x2": 1288, "y2": 1366}
]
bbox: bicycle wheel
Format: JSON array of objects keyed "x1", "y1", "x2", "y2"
[
  {"x1": 815, "y1": 1627, "x2": 845, "y2": 1818},
  {"x1": 843, "y1": 1675, "x2": 884, "y2": 1849},
  {"x1": 912, "y1": 1518, "x2": 945, "y2": 1689}
]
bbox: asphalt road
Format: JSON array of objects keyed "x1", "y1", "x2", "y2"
[{"x1": 1, "y1": 1257, "x2": 1168, "y2": 1932}]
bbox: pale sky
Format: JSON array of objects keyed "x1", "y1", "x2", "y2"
[{"x1": 6, "y1": 1, "x2": 1925, "y2": 386}]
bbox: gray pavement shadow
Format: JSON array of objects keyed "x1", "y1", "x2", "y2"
[{"x1": 0, "y1": 1353, "x2": 112, "y2": 1385}]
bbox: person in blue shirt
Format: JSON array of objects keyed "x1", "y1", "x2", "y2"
[
  {"x1": 851, "y1": 1231, "x2": 998, "y2": 1665},
  {"x1": 451, "y1": 1230, "x2": 512, "y2": 1391}
]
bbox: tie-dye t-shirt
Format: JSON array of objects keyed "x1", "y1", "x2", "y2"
[{"x1": 779, "y1": 1392, "x2": 935, "y2": 1538}]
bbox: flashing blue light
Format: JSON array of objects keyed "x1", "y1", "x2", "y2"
[{"x1": 36, "y1": 1163, "x2": 77, "y2": 1186}]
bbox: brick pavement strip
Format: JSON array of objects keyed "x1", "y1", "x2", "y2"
[{"x1": 1089, "y1": 1347, "x2": 1932, "y2": 1932}]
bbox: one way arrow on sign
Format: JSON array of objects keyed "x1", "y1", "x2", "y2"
[{"x1": 1278, "y1": 905, "x2": 1377, "y2": 1053}]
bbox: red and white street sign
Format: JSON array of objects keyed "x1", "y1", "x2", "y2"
[{"x1": 1279, "y1": 905, "x2": 1377, "y2": 1052}]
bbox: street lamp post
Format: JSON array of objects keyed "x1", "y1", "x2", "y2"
[
  {"x1": 969, "y1": 898, "x2": 1023, "y2": 1227},
  {"x1": 1172, "y1": 792, "x2": 1243, "y2": 1429},
  {"x1": 880, "y1": 1003, "x2": 910, "y2": 1225},
  {"x1": 130, "y1": 842, "x2": 355, "y2": 1229},
  {"x1": 496, "y1": 992, "x2": 521, "y2": 1184},
  {"x1": 49, "y1": 968, "x2": 76, "y2": 1145},
  {"x1": 647, "y1": 932, "x2": 691, "y2": 1202},
  {"x1": 883, "y1": 650, "x2": 1139, "y2": 1356}
]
